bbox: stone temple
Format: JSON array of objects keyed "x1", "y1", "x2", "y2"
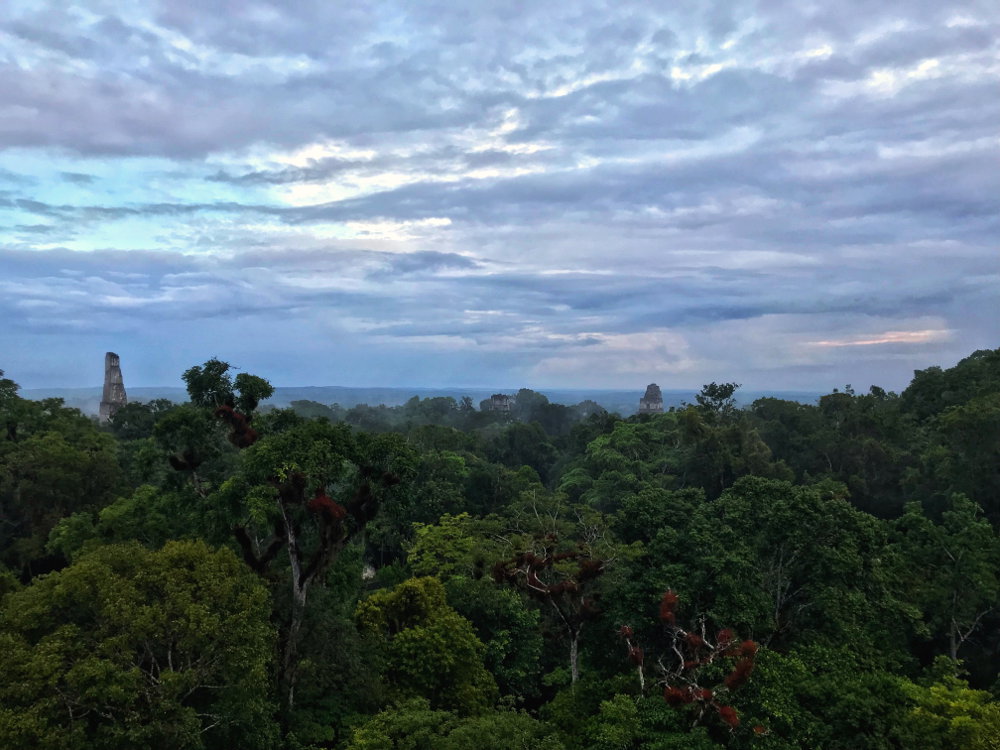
[
  {"x1": 484, "y1": 394, "x2": 512, "y2": 413},
  {"x1": 638, "y1": 383, "x2": 664, "y2": 414},
  {"x1": 99, "y1": 352, "x2": 127, "y2": 422}
]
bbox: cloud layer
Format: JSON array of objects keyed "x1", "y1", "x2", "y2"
[{"x1": 1, "y1": 1, "x2": 998, "y2": 390}]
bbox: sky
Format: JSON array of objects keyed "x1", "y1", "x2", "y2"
[{"x1": 1, "y1": 1, "x2": 998, "y2": 392}]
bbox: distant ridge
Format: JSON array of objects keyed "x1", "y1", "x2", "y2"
[{"x1": 21, "y1": 385, "x2": 825, "y2": 417}]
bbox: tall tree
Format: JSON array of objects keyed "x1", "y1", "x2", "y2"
[
  {"x1": 182, "y1": 358, "x2": 274, "y2": 417},
  {"x1": 695, "y1": 382, "x2": 740, "y2": 419},
  {"x1": 492, "y1": 533, "x2": 609, "y2": 684},
  {"x1": 212, "y1": 421, "x2": 407, "y2": 710}
]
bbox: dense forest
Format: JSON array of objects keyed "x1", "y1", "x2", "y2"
[{"x1": 2, "y1": 348, "x2": 1000, "y2": 749}]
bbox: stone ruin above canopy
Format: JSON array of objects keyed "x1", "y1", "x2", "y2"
[
  {"x1": 99, "y1": 352, "x2": 127, "y2": 422},
  {"x1": 638, "y1": 383, "x2": 663, "y2": 414}
]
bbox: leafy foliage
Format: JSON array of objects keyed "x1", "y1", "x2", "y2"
[
  {"x1": 0, "y1": 540, "x2": 277, "y2": 750},
  {"x1": 356, "y1": 577, "x2": 498, "y2": 713},
  {"x1": 345, "y1": 698, "x2": 564, "y2": 750},
  {"x1": 4, "y1": 347, "x2": 1000, "y2": 748}
]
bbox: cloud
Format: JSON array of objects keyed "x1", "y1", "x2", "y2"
[
  {"x1": 532, "y1": 330, "x2": 695, "y2": 385},
  {"x1": 0, "y1": 0, "x2": 997, "y2": 390},
  {"x1": 809, "y1": 330, "x2": 953, "y2": 348},
  {"x1": 60, "y1": 171, "x2": 96, "y2": 184}
]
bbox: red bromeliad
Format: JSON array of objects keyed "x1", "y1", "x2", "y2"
[{"x1": 618, "y1": 590, "x2": 759, "y2": 733}]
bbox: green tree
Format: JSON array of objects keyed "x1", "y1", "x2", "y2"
[
  {"x1": 0, "y1": 370, "x2": 17, "y2": 403},
  {"x1": 563, "y1": 408, "x2": 786, "y2": 509},
  {"x1": 356, "y1": 577, "x2": 498, "y2": 714},
  {"x1": 445, "y1": 576, "x2": 544, "y2": 700},
  {"x1": 894, "y1": 495, "x2": 1000, "y2": 660},
  {"x1": 408, "y1": 512, "x2": 479, "y2": 579},
  {"x1": 695, "y1": 382, "x2": 740, "y2": 419},
  {"x1": 107, "y1": 399, "x2": 176, "y2": 441},
  {"x1": 405, "y1": 514, "x2": 544, "y2": 698},
  {"x1": 729, "y1": 646, "x2": 913, "y2": 750},
  {"x1": 898, "y1": 665, "x2": 1000, "y2": 750},
  {"x1": 181, "y1": 359, "x2": 273, "y2": 416},
  {"x1": 0, "y1": 369, "x2": 22, "y2": 441},
  {"x1": 0, "y1": 540, "x2": 277, "y2": 750},
  {"x1": 47, "y1": 485, "x2": 213, "y2": 562},
  {"x1": 233, "y1": 372, "x2": 275, "y2": 414},
  {"x1": 586, "y1": 694, "x2": 722, "y2": 750},
  {"x1": 901, "y1": 348, "x2": 1000, "y2": 421},
  {"x1": 0, "y1": 417, "x2": 122, "y2": 573},
  {"x1": 345, "y1": 403, "x2": 396, "y2": 432},
  {"x1": 662, "y1": 478, "x2": 911, "y2": 656},
  {"x1": 213, "y1": 421, "x2": 408, "y2": 710},
  {"x1": 487, "y1": 421, "x2": 558, "y2": 483},
  {"x1": 750, "y1": 388, "x2": 913, "y2": 516},
  {"x1": 934, "y1": 394, "x2": 1000, "y2": 519},
  {"x1": 152, "y1": 404, "x2": 235, "y2": 494},
  {"x1": 182, "y1": 358, "x2": 235, "y2": 408},
  {"x1": 492, "y1": 531, "x2": 613, "y2": 685},
  {"x1": 346, "y1": 698, "x2": 564, "y2": 750},
  {"x1": 512, "y1": 388, "x2": 551, "y2": 423}
]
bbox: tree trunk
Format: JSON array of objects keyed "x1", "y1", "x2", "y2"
[
  {"x1": 570, "y1": 631, "x2": 580, "y2": 685},
  {"x1": 278, "y1": 498, "x2": 308, "y2": 711},
  {"x1": 283, "y1": 586, "x2": 307, "y2": 710}
]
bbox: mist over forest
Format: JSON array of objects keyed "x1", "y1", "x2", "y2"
[{"x1": 22, "y1": 382, "x2": 825, "y2": 420}]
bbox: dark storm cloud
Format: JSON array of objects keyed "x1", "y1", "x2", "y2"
[
  {"x1": 365, "y1": 251, "x2": 480, "y2": 278},
  {"x1": 207, "y1": 162, "x2": 364, "y2": 186},
  {"x1": 6, "y1": 197, "x2": 282, "y2": 226},
  {"x1": 60, "y1": 172, "x2": 96, "y2": 184},
  {"x1": 0, "y1": 169, "x2": 35, "y2": 186},
  {"x1": 12, "y1": 224, "x2": 61, "y2": 235}
]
